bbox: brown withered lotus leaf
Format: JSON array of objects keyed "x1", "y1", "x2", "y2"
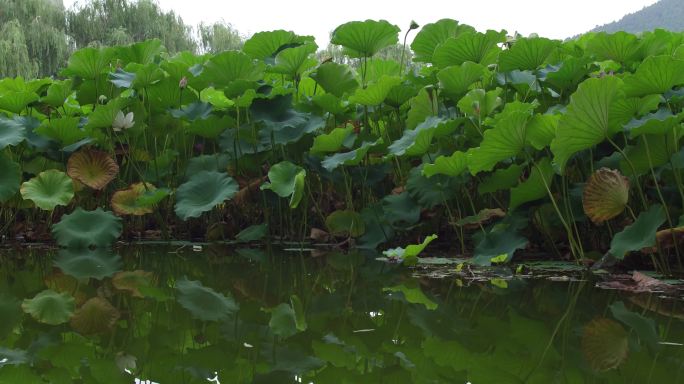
[
  {"x1": 112, "y1": 270, "x2": 155, "y2": 298},
  {"x1": 111, "y1": 183, "x2": 155, "y2": 216},
  {"x1": 454, "y1": 208, "x2": 506, "y2": 229},
  {"x1": 581, "y1": 318, "x2": 629, "y2": 372},
  {"x1": 583, "y1": 168, "x2": 629, "y2": 224},
  {"x1": 641, "y1": 227, "x2": 684, "y2": 254},
  {"x1": 67, "y1": 149, "x2": 119, "y2": 190},
  {"x1": 70, "y1": 297, "x2": 120, "y2": 335},
  {"x1": 44, "y1": 271, "x2": 87, "y2": 305}
]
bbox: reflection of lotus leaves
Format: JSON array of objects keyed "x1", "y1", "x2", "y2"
[
  {"x1": 22, "y1": 289, "x2": 75, "y2": 325},
  {"x1": 54, "y1": 248, "x2": 122, "y2": 280},
  {"x1": 582, "y1": 318, "x2": 628, "y2": 372},
  {"x1": 70, "y1": 297, "x2": 120, "y2": 335},
  {"x1": 112, "y1": 270, "x2": 154, "y2": 297},
  {"x1": 51, "y1": 207, "x2": 122, "y2": 248},
  {"x1": 0, "y1": 294, "x2": 22, "y2": 339},
  {"x1": 175, "y1": 277, "x2": 238, "y2": 321}
]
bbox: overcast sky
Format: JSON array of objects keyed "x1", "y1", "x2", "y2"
[{"x1": 64, "y1": 0, "x2": 660, "y2": 46}]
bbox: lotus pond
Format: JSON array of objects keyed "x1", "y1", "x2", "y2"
[{"x1": 0, "y1": 244, "x2": 683, "y2": 383}]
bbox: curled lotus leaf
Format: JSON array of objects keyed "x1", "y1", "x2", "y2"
[
  {"x1": 20, "y1": 170, "x2": 75, "y2": 211},
  {"x1": 175, "y1": 277, "x2": 239, "y2": 322},
  {"x1": 70, "y1": 297, "x2": 120, "y2": 335},
  {"x1": 51, "y1": 207, "x2": 123, "y2": 248},
  {"x1": 67, "y1": 149, "x2": 119, "y2": 190},
  {"x1": 581, "y1": 318, "x2": 629, "y2": 372},
  {"x1": 22, "y1": 289, "x2": 75, "y2": 325},
  {"x1": 583, "y1": 168, "x2": 630, "y2": 224},
  {"x1": 111, "y1": 183, "x2": 156, "y2": 216},
  {"x1": 174, "y1": 171, "x2": 239, "y2": 220},
  {"x1": 112, "y1": 270, "x2": 155, "y2": 298}
]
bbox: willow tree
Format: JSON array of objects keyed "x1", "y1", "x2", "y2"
[{"x1": 198, "y1": 22, "x2": 243, "y2": 53}]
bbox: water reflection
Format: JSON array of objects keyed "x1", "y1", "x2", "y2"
[{"x1": 0, "y1": 245, "x2": 682, "y2": 383}]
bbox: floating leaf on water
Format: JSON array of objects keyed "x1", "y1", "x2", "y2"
[
  {"x1": 67, "y1": 149, "x2": 119, "y2": 190},
  {"x1": 70, "y1": 297, "x2": 120, "y2": 335},
  {"x1": 583, "y1": 168, "x2": 630, "y2": 224},
  {"x1": 175, "y1": 277, "x2": 239, "y2": 322},
  {"x1": 581, "y1": 318, "x2": 629, "y2": 372},
  {"x1": 22, "y1": 289, "x2": 75, "y2": 325},
  {"x1": 51, "y1": 207, "x2": 123, "y2": 248},
  {"x1": 20, "y1": 170, "x2": 75, "y2": 211},
  {"x1": 383, "y1": 234, "x2": 438, "y2": 266}
]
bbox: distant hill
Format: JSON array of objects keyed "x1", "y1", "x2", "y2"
[{"x1": 591, "y1": 0, "x2": 684, "y2": 34}]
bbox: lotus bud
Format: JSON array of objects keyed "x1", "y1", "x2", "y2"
[
  {"x1": 409, "y1": 21, "x2": 419, "y2": 31},
  {"x1": 98, "y1": 95, "x2": 108, "y2": 104},
  {"x1": 179, "y1": 76, "x2": 188, "y2": 89}
]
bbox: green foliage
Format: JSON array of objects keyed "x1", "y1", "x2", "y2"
[
  {"x1": 608, "y1": 205, "x2": 666, "y2": 259},
  {"x1": 22, "y1": 290, "x2": 75, "y2": 325},
  {"x1": 174, "y1": 171, "x2": 239, "y2": 220},
  {"x1": 175, "y1": 277, "x2": 238, "y2": 322},
  {"x1": 51, "y1": 208, "x2": 123, "y2": 248}
]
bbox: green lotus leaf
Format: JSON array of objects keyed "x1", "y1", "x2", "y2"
[
  {"x1": 325, "y1": 210, "x2": 365, "y2": 238},
  {"x1": 551, "y1": 76, "x2": 628, "y2": 172},
  {"x1": 186, "y1": 115, "x2": 234, "y2": 139},
  {"x1": 22, "y1": 289, "x2": 75, "y2": 325},
  {"x1": 348, "y1": 75, "x2": 402, "y2": 106},
  {"x1": 498, "y1": 37, "x2": 559, "y2": 72},
  {"x1": 437, "y1": 62, "x2": 485, "y2": 100},
  {"x1": 467, "y1": 111, "x2": 531, "y2": 175},
  {"x1": 382, "y1": 192, "x2": 421, "y2": 226},
  {"x1": 309, "y1": 125, "x2": 355, "y2": 155},
  {"x1": 84, "y1": 97, "x2": 131, "y2": 131},
  {"x1": 455, "y1": 208, "x2": 506, "y2": 229},
  {"x1": 170, "y1": 101, "x2": 213, "y2": 121},
  {"x1": 620, "y1": 132, "x2": 682, "y2": 176},
  {"x1": 541, "y1": 56, "x2": 593, "y2": 93},
  {"x1": 51, "y1": 207, "x2": 123, "y2": 248},
  {"x1": 198, "y1": 87, "x2": 233, "y2": 110},
  {"x1": 67, "y1": 149, "x2": 119, "y2": 190},
  {"x1": 358, "y1": 204, "x2": 395, "y2": 249},
  {"x1": 235, "y1": 224, "x2": 268, "y2": 243},
  {"x1": 581, "y1": 318, "x2": 629, "y2": 372},
  {"x1": 62, "y1": 46, "x2": 115, "y2": 79},
  {"x1": 583, "y1": 168, "x2": 630, "y2": 224},
  {"x1": 109, "y1": 68, "x2": 136, "y2": 88},
  {"x1": 53, "y1": 247, "x2": 122, "y2": 281},
  {"x1": 174, "y1": 171, "x2": 239, "y2": 220},
  {"x1": 111, "y1": 183, "x2": 157, "y2": 216},
  {"x1": 433, "y1": 30, "x2": 505, "y2": 68},
  {"x1": 423, "y1": 151, "x2": 468, "y2": 178},
  {"x1": 0, "y1": 294, "x2": 22, "y2": 339},
  {"x1": 609, "y1": 301, "x2": 659, "y2": 351},
  {"x1": 0, "y1": 116, "x2": 27, "y2": 150},
  {"x1": 198, "y1": 51, "x2": 264, "y2": 88},
  {"x1": 0, "y1": 91, "x2": 38, "y2": 114},
  {"x1": 185, "y1": 154, "x2": 231, "y2": 176},
  {"x1": 411, "y1": 19, "x2": 476, "y2": 63},
  {"x1": 0, "y1": 154, "x2": 21, "y2": 203},
  {"x1": 478, "y1": 163, "x2": 524, "y2": 195},
  {"x1": 271, "y1": 42, "x2": 318, "y2": 79},
  {"x1": 472, "y1": 228, "x2": 528, "y2": 266},
  {"x1": 383, "y1": 234, "x2": 438, "y2": 266},
  {"x1": 70, "y1": 297, "x2": 120, "y2": 335},
  {"x1": 385, "y1": 83, "x2": 419, "y2": 108},
  {"x1": 586, "y1": 32, "x2": 641, "y2": 64},
  {"x1": 407, "y1": 87, "x2": 438, "y2": 129},
  {"x1": 406, "y1": 165, "x2": 459, "y2": 208},
  {"x1": 251, "y1": 94, "x2": 325, "y2": 145},
  {"x1": 388, "y1": 117, "x2": 457, "y2": 157},
  {"x1": 268, "y1": 302, "x2": 299, "y2": 338},
  {"x1": 526, "y1": 113, "x2": 559, "y2": 150},
  {"x1": 384, "y1": 281, "x2": 438, "y2": 309},
  {"x1": 243, "y1": 30, "x2": 312, "y2": 60},
  {"x1": 623, "y1": 56, "x2": 684, "y2": 97},
  {"x1": 131, "y1": 63, "x2": 164, "y2": 89},
  {"x1": 20, "y1": 170, "x2": 74, "y2": 211},
  {"x1": 331, "y1": 20, "x2": 400, "y2": 58},
  {"x1": 509, "y1": 158, "x2": 554, "y2": 211},
  {"x1": 34, "y1": 117, "x2": 89, "y2": 146},
  {"x1": 457, "y1": 88, "x2": 503, "y2": 120},
  {"x1": 364, "y1": 59, "x2": 400, "y2": 83},
  {"x1": 116, "y1": 39, "x2": 164, "y2": 65},
  {"x1": 261, "y1": 161, "x2": 306, "y2": 209},
  {"x1": 175, "y1": 277, "x2": 238, "y2": 322},
  {"x1": 609, "y1": 205, "x2": 666, "y2": 259},
  {"x1": 311, "y1": 94, "x2": 348, "y2": 115},
  {"x1": 624, "y1": 109, "x2": 684, "y2": 138},
  {"x1": 309, "y1": 62, "x2": 359, "y2": 97},
  {"x1": 321, "y1": 139, "x2": 382, "y2": 171}
]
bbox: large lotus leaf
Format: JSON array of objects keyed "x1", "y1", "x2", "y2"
[
  {"x1": 20, "y1": 170, "x2": 74, "y2": 211},
  {"x1": 437, "y1": 62, "x2": 485, "y2": 100},
  {"x1": 457, "y1": 88, "x2": 503, "y2": 120},
  {"x1": 175, "y1": 277, "x2": 238, "y2": 322},
  {"x1": 364, "y1": 59, "x2": 400, "y2": 83},
  {"x1": 309, "y1": 126, "x2": 355, "y2": 155},
  {"x1": 251, "y1": 94, "x2": 325, "y2": 145},
  {"x1": 174, "y1": 171, "x2": 239, "y2": 220},
  {"x1": 331, "y1": 20, "x2": 400, "y2": 58},
  {"x1": 235, "y1": 224, "x2": 268, "y2": 243},
  {"x1": 22, "y1": 290, "x2": 75, "y2": 325},
  {"x1": 432, "y1": 31, "x2": 505, "y2": 68},
  {"x1": 423, "y1": 151, "x2": 468, "y2": 178},
  {"x1": 243, "y1": 30, "x2": 311, "y2": 60},
  {"x1": 407, "y1": 87, "x2": 438, "y2": 129},
  {"x1": 186, "y1": 115, "x2": 234, "y2": 139},
  {"x1": 498, "y1": 37, "x2": 559, "y2": 72},
  {"x1": 467, "y1": 111, "x2": 531, "y2": 175},
  {"x1": 526, "y1": 114, "x2": 559, "y2": 150},
  {"x1": 509, "y1": 158, "x2": 554, "y2": 211},
  {"x1": 0, "y1": 154, "x2": 21, "y2": 202},
  {"x1": 383, "y1": 234, "x2": 438, "y2": 265},
  {"x1": 385, "y1": 83, "x2": 419, "y2": 108},
  {"x1": 116, "y1": 39, "x2": 164, "y2": 65},
  {"x1": 170, "y1": 101, "x2": 213, "y2": 121},
  {"x1": 268, "y1": 296, "x2": 307, "y2": 338},
  {"x1": 198, "y1": 51, "x2": 264, "y2": 87},
  {"x1": 349, "y1": 75, "x2": 402, "y2": 106},
  {"x1": 185, "y1": 154, "x2": 231, "y2": 177},
  {"x1": 0, "y1": 115, "x2": 27, "y2": 149},
  {"x1": 62, "y1": 47, "x2": 115, "y2": 79},
  {"x1": 609, "y1": 205, "x2": 666, "y2": 259},
  {"x1": 382, "y1": 192, "x2": 421, "y2": 226},
  {"x1": 261, "y1": 161, "x2": 306, "y2": 208},
  {"x1": 0, "y1": 91, "x2": 38, "y2": 114},
  {"x1": 35, "y1": 117, "x2": 89, "y2": 146},
  {"x1": 583, "y1": 168, "x2": 630, "y2": 224},
  {"x1": 321, "y1": 139, "x2": 382, "y2": 171},
  {"x1": 199, "y1": 87, "x2": 234, "y2": 110},
  {"x1": 541, "y1": 56, "x2": 593, "y2": 93},
  {"x1": 581, "y1": 318, "x2": 628, "y2": 372},
  {"x1": 84, "y1": 97, "x2": 131, "y2": 131},
  {"x1": 326, "y1": 210, "x2": 365, "y2": 238},
  {"x1": 111, "y1": 183, "x2": 157, "y2": 216},
  {"x1": 623, "y1": 56, "x2": 684, "y2": 97},
  {"x1": 358, "y1": 204, "x2": 395, "y2": 249},
  {"x1": 624, "y1": 109, "x2": 684, "y2": 138},
  {"x1": 311, "y1": 93, "x2": 348, "y2": 115},
  {"x1": 51, "y1": 208, "x2": 123, "y2": 248},
  {"x1": 70, "y1": 297, "x2": 120, "y2": 335},
  {"x1": 411, "y1": 19, "x2": 476, "y2": 63},
  {"x1": 384, "y1": 281, "x2": 438, "y2": 310},
  {"x1": 388, "y1": 117, "x2": 457, "y2": 157},
  {"x1": 108, "y1": 68, "x2": 136, "y2": 88},
  {"x1": 586, "y1": 32, "x2": 640, "y2": 64},
  {"x1": 472, "y1": 228, "x2": 528, "y2": 266},
  {"x1": 67, "y1": 149, "x2": 119, "y2": 190},
  {"x1": 478, "y1": 164, "x2": 524, "y2": 195},
  {"x1": 271, "y1": 43, "x2": 318, "y2": 78},
  {"x1": 609, "y1": 301, "x2": 659, "y2": 351},
  {"x1": 621, "y1": 132, "x2": 681, "y2": 176},
  {"x1": 309, "y1": 62, "x2": 359, "y2": 97},
  {"x1": 551, "y1": 76, "x2": 627, "y2": 172},
  {"x1": 406, "y1": 165, "x2": 459, "y2": 208}
]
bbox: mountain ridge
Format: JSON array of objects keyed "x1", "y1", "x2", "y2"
[{"x1": 590, "y1": 0, "x2": 684, "y2": 34}]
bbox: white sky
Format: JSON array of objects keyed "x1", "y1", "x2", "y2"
[{"x1": 64, "y1": 0, "x2": 660, "y2": 46}]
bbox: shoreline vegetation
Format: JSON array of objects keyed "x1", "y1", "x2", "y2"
[{"x1": 2, "y1": 18, "x2": 684, "y2": 273}]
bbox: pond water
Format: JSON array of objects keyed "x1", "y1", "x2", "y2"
[{"x1": 1, "y1": 244, "x2": 683, "y2": 383}]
